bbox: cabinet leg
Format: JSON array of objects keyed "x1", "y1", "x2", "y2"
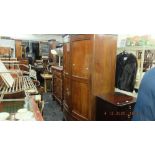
[{"x1": 62, "y1": 117, "x2": 66, "y2": 121}]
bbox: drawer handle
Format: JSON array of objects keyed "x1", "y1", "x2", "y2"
[
  {"x1": 66, "y1": 89, "x2": 70, "y2": 96},
  {"x1": 72, "y1": 64, "x2": 75, "y2": 66}
]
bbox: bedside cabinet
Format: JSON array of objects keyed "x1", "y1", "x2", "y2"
[{"x1": 96, "y1": 92, "x2": 136, "y2": 121}]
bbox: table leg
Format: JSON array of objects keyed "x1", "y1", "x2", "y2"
[{"x1": 44, "y1": 79, "x2": 47, "y2": 93}]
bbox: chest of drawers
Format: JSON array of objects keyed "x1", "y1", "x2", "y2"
[
  {"x1": 96, "y1": 92, "x2": 136, "y2": 121},
  {"x1": 52, "y1": 66, "x2": 63, "y2": 109}
]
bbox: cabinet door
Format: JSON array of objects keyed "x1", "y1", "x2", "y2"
[
  {"x1": 71, "y1": 39, "x2": 92, "y2": 79},
  {"x1": 63, "y1": 77, "x2": 71, "y2": 111},
  {"x1": 15, "y1": 40, "x2": 22, "y2": 59},
  {"x1": 71, "y1": 80, "x2": 90, "y2": 120}
]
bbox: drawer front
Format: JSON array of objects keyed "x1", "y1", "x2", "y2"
[
  {"x1": 96, "y1": 97, "x2": 136, "y2": 121},
  {"x1": 53, "y1": 76, "x2": 63, "y2": 100}
]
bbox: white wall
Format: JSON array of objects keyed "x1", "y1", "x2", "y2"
[{"x1": 0, "y1": 39, "x2": 15, "y2": 57}]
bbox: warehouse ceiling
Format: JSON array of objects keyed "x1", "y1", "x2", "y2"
[{"x1": 0, "y1": 34, "x2": 63, "y2": 43}]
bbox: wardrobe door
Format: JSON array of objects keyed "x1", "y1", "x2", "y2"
[
  {"x1": 70, "y1": 37, "x2": 92, "y2": 120},
  {"x1": 71, "y1": 80, "x2": 90, "y2": 120},
  {"x1": 71, "y1": 39, "x2": 91, "y2": 79}
]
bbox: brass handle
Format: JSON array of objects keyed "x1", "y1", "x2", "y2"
[
  {"x1": 72, "y1": 64, "x2": 75, "y2": 66},
  {"x1": 66, "y1": 89, "x2": 70, "y2": 96},
  {"x1": 66, "y1": 88, "x2": 70, "y2": 95}
]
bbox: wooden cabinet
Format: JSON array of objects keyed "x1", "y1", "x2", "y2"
[
  {"x1": 0, "y1": 47, "x2": 11, "y2": 56},
  {"x1": 52, "y1": 66, "x2": 63, "y2": 109},
  {"x1": 96, "y1": 93, "x2": 136, "y2": 121},
  {"x1": 63, "y1": 34, "x2": 117, "y2": 120},
  {"x1": 15, "y1": 40, "x2": 22, "y2": 59}
]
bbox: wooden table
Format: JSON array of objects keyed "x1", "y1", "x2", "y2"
[{"x1": 40, "y1": 73, "x2": 53, "y2": 92}]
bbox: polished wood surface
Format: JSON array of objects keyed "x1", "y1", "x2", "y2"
[
  {"x1": 71, "y1": 80, "x2": 90, "y2": 120},
  {"x1": 15, "y1": 40, "x2": 22, "y2": 59},
  {"x1": 70, "y1": 35, "x2": 93, "y2": 120},
  {"x1": 63, "y1": 77, "x2": 71, "y2": 111},
  {"x1": 96, "y1": 93, "x2": 136, "y2": 121},
  {"x1": 98, "y1": 93, "x2": 136, "y2": 106},
  {"x1": 92, "y1": 35, "x2": 117, "y2": 95},
  {"x1": 91, "y1": 35, "x2": 117, "y2": 119},
  {"x1": 63, "y1": 41, "x2": 71, "y2": 116},
  {"x1": 31, "y1": 96, "x2": 44, "y2": 121},
  {"x1": 63, "y1": 34, "x2": 118, "y2": 121},
  {"x1": 71, "y1": 39, "x2": 92, "y2": 79},
  {"x1": 52, "y1": 66, "x2": 63, "y2": 108}
]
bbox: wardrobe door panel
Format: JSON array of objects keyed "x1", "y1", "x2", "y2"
[
  {"x1": 71, "y1": 40, "x2": 91, "y2": 79},
  {"x1": 71, "y1": 80, "x2": 90, "y2": 120}
]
